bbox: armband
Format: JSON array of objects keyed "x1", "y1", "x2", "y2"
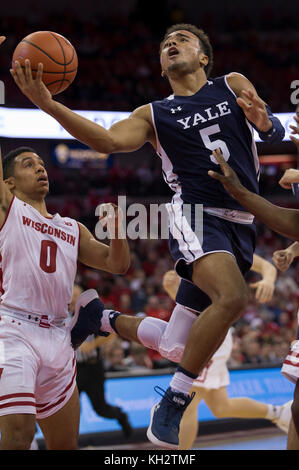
[
  {"x1": 251, "y1": 105, "x2": 285, "y2": 144},
  {"x1": 258, "y1": 117, "x2": 285, "y2": 143}
]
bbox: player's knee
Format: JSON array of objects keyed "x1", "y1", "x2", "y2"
[
  {"x1": 209, "y1": 402, "x2": 229, "y2": 418},
  {"x1": 2, "y1": 426, "x2": 35, "y2": 450},
  {"x1": 218, "y1": 289, "x2": 249, "y2": 319},
  {"x1": 137, "y1": 316, "x2": 167, "y2": 351},
  {"x1": 159, "y1": 344, "x2": 185, "y2": 363}
]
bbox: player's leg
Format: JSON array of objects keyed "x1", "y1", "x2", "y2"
[
  {"x1": 291, "y1": 379, "x2": 299, "y2": 435},
  {"x1": 146, "y1": 253, "x2": 249, "y2": 448},
  {"x1": 38, "y1": 386, "x2": 80, "y2": 450},
  {"x1": 287, "y1": 418, "x2": 299, "y2": 450},
  {"x1": 0, "y1": 413, "x2": 36, "y2": 450},
  {"x1": 72, "y1": 289, "x2": 198, "y2": 364},
  {"x1": 165, "y1": 210, "x2": 253, "y2": 380},
  {"x1": 0, "y1": 317, "x2": 39, "y2": 449},
  {"x1": 137, "y1": 303, "x2": 198, "y2": 362},
  {"x1": 281, "y1": 341, "x2": 299, "y2": 445},
  {"x1": 78, "y1": 361, "x2": 132, "y2": 436},
  {"x1": 70, "y1": 288, "x2": 145, "y2": 348},
  {"x1": 203, "y1": 386, "x2": 291, "y2": 433},
  {"x1": 36, "y1": 328, "x2": 81, "y2": 450},
  {"x1": 178, "y1": 252, "x2": 248, "y2": 376},
  {"x1": 288, "y1": 380, "x2": 299, "y2": 449},
  {"x1": 178, "y1": 385, "x2": 205, "y2": 450},
  {"x1": 205, "y1": 386, "x2": 271, "y2": 418}
]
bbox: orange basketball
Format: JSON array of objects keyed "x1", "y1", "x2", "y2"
[{"x1": 12, "y1": 31, "x2": 78, "y2": 95}]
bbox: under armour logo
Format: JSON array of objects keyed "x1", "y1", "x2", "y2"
[
  {"x1": 170, "y1": 106, "x2": 182, "y2": 114},
  {"x1": 173, "y1": 396, "x2": 186, "y2": 406}
]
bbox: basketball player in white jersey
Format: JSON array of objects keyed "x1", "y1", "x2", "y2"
[
  {"x1": 161, "y1": 265, "x2": 292, "y2": 450},
  {"x1": 0, "y1": 146, "x2": 130, "y2": 450}
]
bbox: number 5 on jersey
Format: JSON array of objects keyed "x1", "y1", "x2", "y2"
[{"x1": 200, "y1": 124, "x2": 230, "y2": 164}]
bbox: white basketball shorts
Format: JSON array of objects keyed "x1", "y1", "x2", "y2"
[
  {"x1": 0, "y1": 311, "x2": 76, "y2": 419},
  {"x1": 281, "y1": 340, "x2": 299, "y2": 384},
  {"x1": 192, "y1": 329, "x2": 233, "y2": 389}
]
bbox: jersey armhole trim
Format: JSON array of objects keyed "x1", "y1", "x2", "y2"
[
  {"x1": 224, "y1": 75, "x2": 237, "y2": 98},
  {"x1": 149, "y1": 103, "x2": 160, "y2": 153},
  {"x1": 0, "y1": 196, "x2": 15, "y2": 233},
  {"x1": 76, "y1": 221, "x2": 81, "y2": 259}
]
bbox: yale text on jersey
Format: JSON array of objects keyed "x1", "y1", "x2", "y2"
[{"x1": 177, "y1": 100, "x2": 231, "y2": 129}]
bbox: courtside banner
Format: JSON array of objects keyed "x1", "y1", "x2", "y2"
[
  {"x1": 0, "y1": 107, "x2": 294, "y2": 141},
  {"x1": 51, "y1": 142, "x2": 113, "y2": 168},
  {"x1": 35, "y1": 366, "x2": 294, "y2": 438}
]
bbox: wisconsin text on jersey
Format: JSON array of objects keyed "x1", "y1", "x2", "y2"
[
  {"x1": 176, "y1": 100, "x2": 231, "y2": 129},
  {"x1": 22, "y1": 216, "x2": 76, "y2": 246}
]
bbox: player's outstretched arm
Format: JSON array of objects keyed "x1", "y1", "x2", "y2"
[
  {"x1": 77, "y1": 203, "x2": 130, "y2": 275},
  {"x1": 249, "y1": 254, "x2": 277, "y2": 303},
  {"x1": 0, "y1": 38, "x2": 13, "y2": 217},
  {"x1": 0, "y1": 147, "x2": 14, "y2": 218},
  {"x1": 208, "y1": 148, "x2": 299, "y2": 241},
  {"x1": 10, "y1": 61, "x2": 155, "y2": 153}
]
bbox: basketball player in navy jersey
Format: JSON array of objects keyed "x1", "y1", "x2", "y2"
[{"x1": 11, "y1": 23, "x2": 285, "y2": 448}]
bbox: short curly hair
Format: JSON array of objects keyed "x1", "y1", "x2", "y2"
[{"x1": 160, "y1": 23, "x2": 214, "y2": 77}]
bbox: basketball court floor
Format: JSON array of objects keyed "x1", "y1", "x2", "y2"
[{"x1": 81, "y1": 427, "x2": 287, "y2": 451}]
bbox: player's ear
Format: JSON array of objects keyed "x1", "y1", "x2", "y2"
[
  {"x1": 161, "y1": 70, "x2": 169, "y2": 81},
  {"x1": 199, "y1": 53, "x2": 208, "y2": 69},
  {"x1": 4, "y1": 177, "x2": 15, "y2": 191}
]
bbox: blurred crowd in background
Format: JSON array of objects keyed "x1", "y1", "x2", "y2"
[
  {"x1": 0, "y1": 2, "x2": 298, "y2": 112},
  {"x1": 1, "y1": 1, "x2": 299, "y2": 372}
]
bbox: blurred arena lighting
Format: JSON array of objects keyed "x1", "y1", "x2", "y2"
[{"x1": 0, "y1": 107, "x2": 295, "y2": 141}]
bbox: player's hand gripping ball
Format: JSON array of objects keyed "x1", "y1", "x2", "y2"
[{"x1": 12, "y1": 31, "x2": 78, "y2": 95}]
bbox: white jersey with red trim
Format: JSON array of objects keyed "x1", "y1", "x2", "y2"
[{"x1": 0, "y1": 196, "x2": 79, "y2": 324}]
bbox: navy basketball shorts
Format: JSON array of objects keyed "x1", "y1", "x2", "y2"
[{"x1": 168, "y1": 210, "x2": 256, "y2": 312}]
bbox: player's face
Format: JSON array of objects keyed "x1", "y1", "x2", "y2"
[
  {"x1": 11, "y1": 152, "x2": 49, "y2": 197},
  {"x1": 160, "y1": 30, "x2": 207, "y2": 77}
]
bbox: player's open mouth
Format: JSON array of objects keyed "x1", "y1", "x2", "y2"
[
  {"x1": 168, "y1": 47, "x2": 179, "y2": 57},
  {"x1": 37, "y1": 176, "x2": 48, "y2": 183}
]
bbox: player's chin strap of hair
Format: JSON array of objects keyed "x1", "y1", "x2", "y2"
[{"x1": 250, "y1": 105, "x2": 285, "y2": 144}]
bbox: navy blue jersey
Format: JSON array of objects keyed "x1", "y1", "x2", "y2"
[{"x1": 151, "y1": 75, "x2": 260, "y2": 210}]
